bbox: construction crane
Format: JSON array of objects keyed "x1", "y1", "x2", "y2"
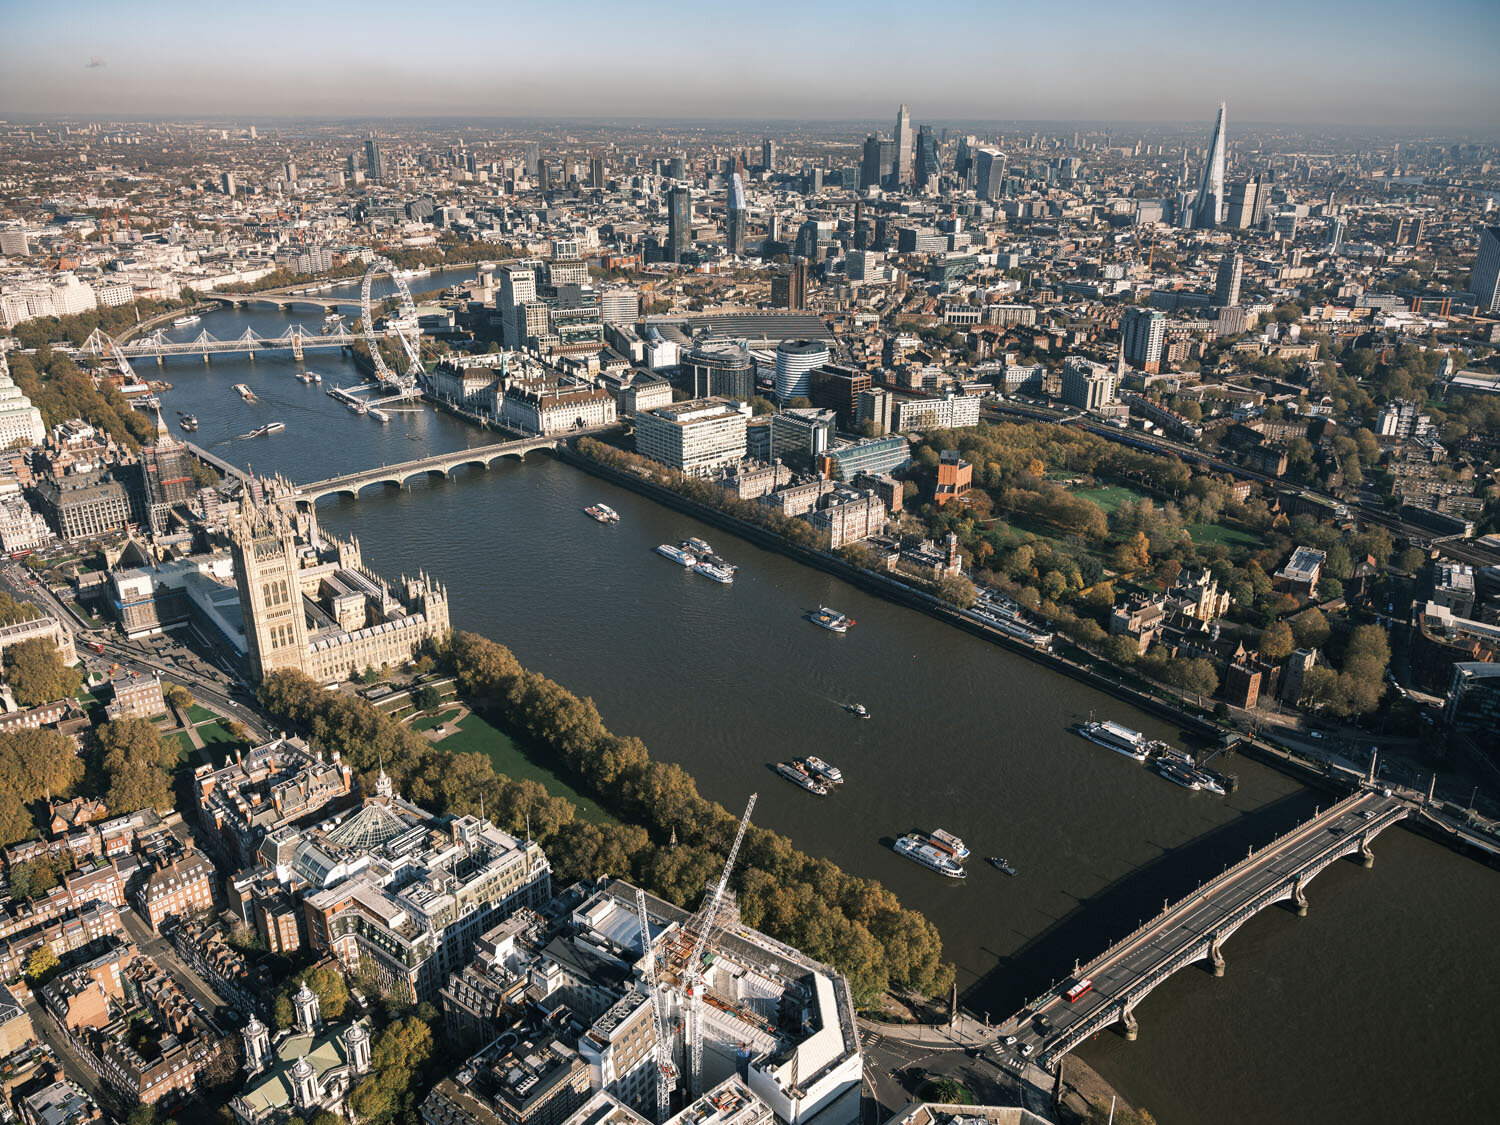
[
  {"x1": 683, "y1": 793, "x2": 757, "y2": 1097},
  {"x1": 635, "y1": 887, "x2": 677, "y2": 1124}
]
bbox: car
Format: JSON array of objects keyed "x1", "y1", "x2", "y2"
[
  {"x1": 1004, "y1": 1035, "x2": 1017, "y2": 1046},
  {"x1": 1021, "y1": 1044, "x2": 1034, "y2": 1057},
  {"x1": 1360, "y1": 810, "x2": 1376, "y2": 820}
]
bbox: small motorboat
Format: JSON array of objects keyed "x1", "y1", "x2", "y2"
[
  {"x1": 845, "y1": 702, "x2": 870, "y2": 718},
  {"x1": 987, "y1": 857, "x2": 1018, "y2": 876}
]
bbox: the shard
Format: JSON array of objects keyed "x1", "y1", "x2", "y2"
[{"x1": 1194, "y1": 101, "x2": 1228, "y2": 228}]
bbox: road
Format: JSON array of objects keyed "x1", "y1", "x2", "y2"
[
  {"x1": 118, "y1": 907, "x2": 230, "y2": 1026},
  {"x1": 22, "y1": 995, "x2": 110, "y2": 1106}
]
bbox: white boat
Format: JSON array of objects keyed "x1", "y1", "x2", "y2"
[
  {"x1": 173, "y1": 314, "x2": 201, "y2": 327},
  {"x1": 1156, "y1": 760, "x2": 1204, "y2": 791},
  {"x1": 656, "y1": 544, "x2": 696, "y2": 566},
  {"x1": 369, "y1": 408, "x2": 391, "y2": 423},
  {"x1": 802, "y1": 756, "x2": 843, "y2": 785},
  {"x1": 1078, "y1": 720, "x2": 1150, "y2": 762},
  {"x1": 310, "y1": 371, "x2": 322, "y2": 383},
  {"x1": 894, "y1": 835, "x2": 966, "y2": 879},
  {"x1": 926, "y1": 829, "x2": 970, "y2": 860},
  {"x1": 233, "y1": 383, "x2": 256, "y2": 402},
  {"x1": 776, "y1": 761, "x2": 828, "y2": 796},
  {"x1": 348, "y1": 401, "x2": 367, "y2": 415},
  {"x1": 808, "y1": 605, "x2": 854, "y2": 633},
  {"x1": 845, "y1": 702, "x2": 871, "y2": 718},
  {"x1": 685, "y1": 537, "x2": 713, "y2": 555},
  {"x1": 324, "y1": 311, "x2": 344, "y2": 323},
  {"x1": 693, "y1": 561, "x2": 735, "y2": 584}
]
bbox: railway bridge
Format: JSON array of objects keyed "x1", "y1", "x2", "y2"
[{"x1": 1005, "y1": 788, "x2": 1410, "y2": 1069}]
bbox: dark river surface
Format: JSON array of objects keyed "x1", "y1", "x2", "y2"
[{"x1": 150, "y1": 284, "x2": 1499, "y2": 1125}]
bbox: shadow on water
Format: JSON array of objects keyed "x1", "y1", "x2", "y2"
[{"x1": 961, "y1": 786, "x2": 1323, "y2": 1020}]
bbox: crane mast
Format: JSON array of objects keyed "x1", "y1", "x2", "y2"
[
  {"x1": 635, "y1": 888, "x2": 676, "y2": 1123},
  {"x1": 684, "y1": 792, "x2": 757, "y2": 1096}
]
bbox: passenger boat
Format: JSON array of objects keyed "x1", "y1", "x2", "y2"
[
  {"x1": 894, "y1": 835, "x2": 966, "y2": 879},
  {"x1": 845, "y1": 702, "x2": 870, "y2": 718},
  {"x1": 925, "y1": 829, "x2": 970, "y2": 860},
  {"x1": 369, "y1": 408, "x2": 392, "y2": 423},
  {"x1": 173, "y1": 314, "x2": 201, "y2": 327},
  {"x1": 987, "y1": 857, "x2": 1018, "y2": 876},
  {"x1": 233, "y1": 383, "x2": 256, "y2": 401},
  {"x1": 1077, "y1": 720, "x2": 1150, "y2": 761},
  {"x1": 1155, "y1": 760, "x2": 1204, "y2": 790},
  {"x1": 808, "y1": 605, "x2": 854, "y2": 633},
  {"x1": 178, "y1": 415, "x2": 198, "y2": 432},
  {"x1": 296, "y1": 370, "x2": 314, "y2": 384},
  {"x1": 324, "y1": 311, "x2": 343, "y2": 323},
  {"x1": 802, "y1": 756, "x2": 843, "y2": 785},
  {"x1": 347, "y1": 401, "x2": 367, "y2": 415},
  {"x1": 310, "y1": 371, "x2": 322, "y2": 383},
  {"x1": 684, "y1": 537, "x2": 713, "y2": 556},
  {"x1": 693, "y1": 561, "x2": 735, "y2": 584},
  {"x1": 776, "y1": 761, "x2": 828, "y2": 796},
  {"x1": 583, "y1": 505, "x2": 619, "y2": 524},
  {"x1": 243, "y1": 422, "x2": 285, "y2": 439},
  {"x1": 656, "y1": 544, "x2": 696, "y2": 567}
]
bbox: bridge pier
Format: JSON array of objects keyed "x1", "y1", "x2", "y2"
[
  {"x1": 1291, "y1": 873, "x2": 1309, "y2": 916},
  {"x1": 292, "y1": 334, "x2": 304, "y2": 362},
  {"x1": 1208, "y1": 934, "x2": 1226, "y2": 977},
  {"x1": 1359, "y1": 834, "x2": 1375, "y2": 868},
  {"x1": 1120, "y1": 1000, "x2": 1138, "y2": 1041}
]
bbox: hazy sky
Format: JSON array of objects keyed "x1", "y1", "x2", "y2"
[{"x1": 2, "y1": 0, "x2": 1497, "y2": 130}]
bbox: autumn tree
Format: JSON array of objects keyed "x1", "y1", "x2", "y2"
[
  {"x1": 94, "y1": 717, "x2": 176, "y2": 814},
  {"x1": 3, "y1": 638, "x2": 81, "y2": 707},
  {"x1": 1258, "y1": 621, "x2": 1295, "y2": 663}
]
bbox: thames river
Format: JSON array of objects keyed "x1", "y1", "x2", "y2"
[{"x1": 152, "y1": 287, "x2": 1500, "y2": 1125}]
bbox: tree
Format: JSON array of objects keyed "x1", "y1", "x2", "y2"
[
  {"x1": 162, "y1": 681, "x2": 194, "y2": 710},
  {"x1": 413, "y1": 685, "x2": 443, "y2": 713},
  {"x1": 94, "y1": 718, "x2": 176, "y2": 815},
  {"x1": 24, "y1": 945, "x2": 59, "y2": 983},
  {"x1": 1258, "y1": 621, "x2": 1295, "y2": 663},
  {"x1": 3, "y1": 638, "x2": 81, "y2": 707},
  {"x1": 1290, "y1": 609, "x2": 1330, "y2": 650}
]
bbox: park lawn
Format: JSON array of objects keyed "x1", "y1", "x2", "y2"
[
  {"x1": 169, "y1": 731, "x2": 197, "y2": 760},
  {"x1": 195, "y1": 720, "x2": 246, "y2": 750},
  {"x1": 1072, "y1": 484, "x2": 1143, "y2": 514},
  {"x1": 439, "y1": 711, "x2": 612, "y2": 824},
  {"x1": 1188, "y1": 522, "x2": 1259, "y2": 550},
  {"x1": 185, "y1": 704, "x2": 219, "y2": 724},
  {"x1": 411, "y1": 708, "x2": 463, "y2": 732}
]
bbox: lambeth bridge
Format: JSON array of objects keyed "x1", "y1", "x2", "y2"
[
  {"x1": 288, "y1": 434, "x2": 566, "y2": 503},
  {"x1": 1004, "y1": 787, "x2": 1409, "y2": 1068}
]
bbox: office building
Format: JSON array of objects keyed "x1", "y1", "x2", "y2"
[
  {"x1": 859, "y1": 135, "x2": 896, "y2": 191},
  {"x1": 667, "y1": 186, "x2": 691, "y2": 263},
  {"x1": 0, "y1": 359, "x2": 45, "y2": 448},
  {"x1": 824, "y1": 436, "x2": 910, "y2": 480},
  {"x1": 590, "y1": 155, "x2": 605, "y2": 189},
  {"x1": 726, "y1": 173, "x2": 747, "y2": 257},
  {"x1": 33, "y1": 470, "x2": 131, "y2": 540},
  {"x1": 1193, "y1": 102, "x2": 1228, "y2": 228},
  {"x1": 221, "y1": 172, "x2": 237, "y2": 197},
  {"x1": 365, "y1": 139, "x2": 386, "y2": 184},
  {"x1": 855, "y1": 387, "x2": 893, "y2": 435},
  {"x1": 1472, "y1": 226, "x2": 1500, "y2": 314},
  {"x1": 892, "y1": 103, "x2": 912, "y2": 187},
  {"x1": 975, "y1": 149, "x2": 1006, "y2": 202},
  {"x1": 914, "y1": 125, "x2": 940, "y2": 192},
  {"x1": 1446, "y1": 662, "x2": 1500, "y2": 739},
  {"x1": 770, "y1": 261, "x2": 808, "y2": 310},
  {"x1": 682, "y1": 341, "x2": 755, "y2": 401},
  {"x1": 104, "y1": 672, "x2": 165, "y2": 723},
  {"x1": 634, "y1": 400, "x2": 747, "y2": 476},
  {"x1": 935, "y1": 450, "x2": 972, "y2": 507},
  {"x1": 1213, "y1": 252, "x2": 1243, "y2": 307},
  {"x1": 773, "y1": 339, "x2": 830, "y2": 400},
  {"x1": 761, "y1": 138, "x2": 776, "y2": 172},
  {"x1": 599, "y1": 288, "x2": 639, "y2": 325},
  {"x1": 422, "y1": 1033, "x2": 590, "y2": 1125},
  {"x1": 1060, "y1": 356, "x2": 1118, "y2": 410},
  {"x1": 808, "y1": 364, "x2": 871, "y2": 425},
  {"x1": 894, "y1": 394, "x2": 981, "y2": 432},
  {"x1": 1121, "y1": 307, "x2": 1167, "y2": 373}
]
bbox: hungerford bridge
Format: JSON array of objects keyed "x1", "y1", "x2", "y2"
[{"x1": 87, "y1": 256, "x2": 427, "y2": 399}]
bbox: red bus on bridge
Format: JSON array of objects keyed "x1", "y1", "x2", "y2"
[{"x1": 1064, "y1": 979, "x2": 1093, "y2": 1002}]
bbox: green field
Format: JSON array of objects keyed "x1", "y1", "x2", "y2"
[
  {"x1": 195, "y1": 720, "x2": 244, "y2": 748},
  {"x1": 185, "y1": 704, "x2": 219, "y2": 724},
  {"x1": 1188, "y1": 522, "x2": 1259, "y2": 550},
  {"x1": 437, "y1": 711, "x2": 612, "y2": 824},
  {"x1": 411, "y1": 708, "x2": 462, "y2": 732},
  {"x1": 1072, "y1": 485, "x2": 1143, "y2": 514}
]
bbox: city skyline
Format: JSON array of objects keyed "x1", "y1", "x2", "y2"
[{"x1": 2, "y1": 0, "x2": 1498, "y2": 130}]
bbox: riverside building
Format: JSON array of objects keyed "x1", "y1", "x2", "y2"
[{"x1": 634, "y1": 400, "x2": 747, "y2": 477}]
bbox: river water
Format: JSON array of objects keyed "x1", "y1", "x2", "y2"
[{"x1": 150, "y1": 287, "x2": 1500, "y2": 1125}]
